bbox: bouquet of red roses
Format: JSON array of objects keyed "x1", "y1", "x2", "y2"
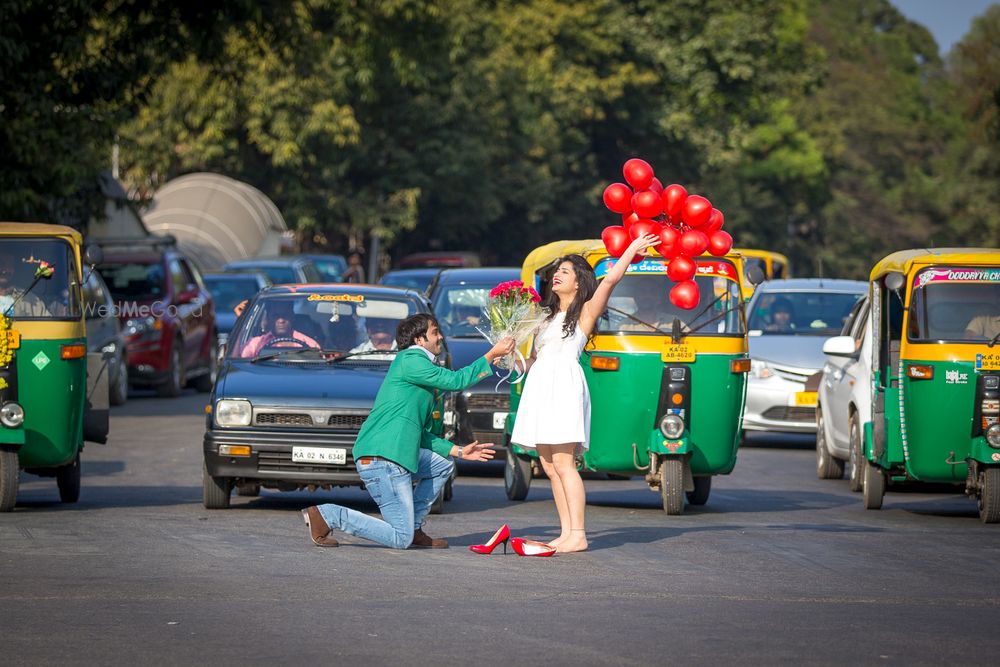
[{"x1": 479, "y1": 280, "x2": 545, "y2": 382}]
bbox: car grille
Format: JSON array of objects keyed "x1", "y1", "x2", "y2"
[
  {"x1": 773, "y1": 366, "x2": 814, "y2": 384},
  {"x1": 472, "y1": 430, "x2": 505, "y2": 446},
  {"x1": 466, "y1": 394, "x2": 509, "y2": 411},
  {"x1": 253, "y1": 411, "x2": 368, "y2": 429},
  {"x1": 327, "y1": 414, "x2": 367, "y2": 429},
  {"x1": 761, "y1": 406, "x2": 816, "y2": 422},
  {"x1": 256, "y1": 413, "x2": 313, "y2": 426}
]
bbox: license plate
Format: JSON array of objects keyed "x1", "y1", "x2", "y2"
[
  {"x1": 977, "y1": 353, "x2": 1000, "y2": 371},
  {"x1": 794, "y1": 391, "x2": 818, "y2": 406},
  {"x1": 292, "y1": 446, "x2": 346, "y2": 465},
  {"x1": 662, "y1": 343, "x2": 695, "y2": 363},
  {"x1": 493, "y1": 412, "x2": 508, "y2": 429},
  {"x1": 7, "y1": 330, "x2": 19, "y2": 349}
]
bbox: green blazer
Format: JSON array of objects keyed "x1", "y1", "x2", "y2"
[{"x1": 351, "y1": 346, "x2": 492, "y2": 473}]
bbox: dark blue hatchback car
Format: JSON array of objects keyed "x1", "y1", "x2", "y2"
[{"x1": 203, "y1": 283, "x2": 453, "y2": 508}]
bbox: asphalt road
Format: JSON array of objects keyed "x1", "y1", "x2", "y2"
[{"x1": 3, "y1": 391, "x2": 1000, "y2": 666}]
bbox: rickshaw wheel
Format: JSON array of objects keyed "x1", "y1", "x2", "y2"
[
  {"x1": 686, "y1": 476, "x2": 711, "y2": 506},
  {"x1": 848, "y1": 413, "x2": 863, "y2": 493},
  {"x1": 56, "y1": 453, "x2": 81, "y2": 503},
  {"x1": 862, "y1": 459, "x2": 885, "y2": 510},
  {"x1": 504, "y1": 444, "x2": 532, "y2": 501},
  {"x1": 0, "y1": 447, "x2": 18, "y2": 512},
  {"x1": 815, "y1": 411, "x2": 845, "y2": 480},
  {"x1": 979, "y1": 467, "x2": 1000, "y2": 524},
  {"x1": 660, "y1": 458, "x2": 685, "y2": 515},
  {"x1": 203, "y1": 466, "x2": 232, "y2": 509}
]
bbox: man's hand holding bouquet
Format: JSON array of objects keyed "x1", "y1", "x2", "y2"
[{"x1": 478, "y1": 280, "x2": 546, "y2": 386}]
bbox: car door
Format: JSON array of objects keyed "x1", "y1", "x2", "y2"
[
  {"x1": 169, "y1": 258, "x2": 205, "y2": 369},
  {"x1": 824, "y1": 297, "x2": 868, "y2": 452}
]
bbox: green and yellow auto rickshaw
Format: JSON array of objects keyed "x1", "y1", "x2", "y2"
[
  {"x1": 503, "y1": 240, "x2": 757, "y2": 514},
  {"x1": 0, "y1": 223, "x2": 107, "y2": 511},
  {"x1": 862, "y1": 248, "x2": 1000, "y2": 522},
  {"x1": 735, "y1": 248, "x2": 791, "y2": 298}
]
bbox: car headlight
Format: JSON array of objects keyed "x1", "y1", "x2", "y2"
[
  {"x1": 215, "y1": 399, "x2": 252, "y2": 427},
  {"x1": 750, "y1": 359, "x2": 774, "y2": 379},
  {"x1": 0, "y1": 402, "x2": 24, "y2": 428},
  {"x1": 659, "y1": 413, "x2": 684, "y2": 439},
  {"x1": 124, "y1": 316, "x2": 160, "y2": 340},
  {"x1": 987, "y1": 424, "x2": 1000, "y2": 448}
]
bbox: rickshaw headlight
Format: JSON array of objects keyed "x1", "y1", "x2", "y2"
[
  {"x1": 0, "y1": 402, "x2": 24, "y2": 428},
  {"x1": 215, "y1": 399, "x2": 252, "y2": 427},
  {"x1": 659, "y1": 414, "x2": 685, "y2": 439},
  {"x1": 750, "y1": 359, "x2": 773, "y2": 379},
  {"x1": 986, "y1": 424, "x2": 1000, "y2": 448}
]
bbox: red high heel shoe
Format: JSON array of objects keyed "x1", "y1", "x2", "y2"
[
  {"x1": 469, "y1": 524, "x2": 511, "y2": 554},
  {"x1": 510, "y1": 537, "x2": 556, "y2": 557}
]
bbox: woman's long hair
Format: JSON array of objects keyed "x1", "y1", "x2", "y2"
[{"x1": 541, "y1": 254, "x2": 598, "y2": 338}]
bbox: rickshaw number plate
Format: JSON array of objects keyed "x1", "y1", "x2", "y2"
[
  {"x1": 662, "y1": 344, "x2": 695, "y2": 363},
  {"x1": 794, "y1": 391, "x2": 818, "y2": 406},
  {"x1": 292, "y1": 447, "x2": 346, "y2": 465},
  {"x1": 493, "y1": 412, "x2": 508, "y2": 429},
  {"x1": 6, "y1": 330, "x2": 19, "y2": 349},
  {"x1": 976, "y1": 353, "x2": 1000, "y2": 371}
]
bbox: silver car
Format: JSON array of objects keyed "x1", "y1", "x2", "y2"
[{"x1": 743, "y1": 279, "x2": 866, "y2": 435}]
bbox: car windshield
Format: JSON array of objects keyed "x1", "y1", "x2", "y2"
[
  {"x1": 0, "y1": 239, "x2": 81, "y2": 320},
  {"x1": 311, "y1": 257, "x2": 346, "y2": 281},
  {"x1": 253, "y1": 266, "x2": 297, "y2": 284},
  {"x1": 432, "y1": 284, "x2": 496, "y2": 337},
  {"x1": 228, "y1": 292, "x2": 418, "y2": 360},
  {"x1": 204, "y1": 276, "x2": 264, "y2": 311},
  {"x1": 908, "y1": 267, "x2": 1000, "y2": 342},
  {"x1": 748, "y1": 290, "x2": 862, "y2": 336},
  {"x1": 594, "y1": 258, "x2": 745, "y2": 335},
  {"x1": 99, "y1": 261, "x2": 165, "y2": 300}
]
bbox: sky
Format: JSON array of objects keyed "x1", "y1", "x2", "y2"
[{"x1": 892, "y1": 0, "x2": 997, "y2": 53}]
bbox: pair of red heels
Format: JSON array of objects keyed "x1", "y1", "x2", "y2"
[{"x1": 468, "y1": 524, "x2": 555, "y2": 557}]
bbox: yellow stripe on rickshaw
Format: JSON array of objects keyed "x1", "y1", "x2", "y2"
[{"x1": 588, "y1": 334, "x2": 745, "y2": 355}]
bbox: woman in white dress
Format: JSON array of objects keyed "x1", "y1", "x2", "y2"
[{"x1": 512, "y1": 233, "x2": 659, "y2": 553}]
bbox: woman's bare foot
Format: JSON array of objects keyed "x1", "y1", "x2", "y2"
[
  {"x1": 555, "y1": 534, "x2": 588, "y2": 553},
  {"x1": 548, "y1": 533, "x2": 571, "y2": 549}
]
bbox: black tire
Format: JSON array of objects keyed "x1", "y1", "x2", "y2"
[
  {"x1": 848, "y1": 412, "x2": 863, "y2": 493},
  {"x1": 979, "y1": 467, "x2": 1000, "y2": 524},
  {"x1": 504, "y1": 446, "x2": 532, "y2": 501},
  {"x1": 660, "y1": 457, "x2": 685, "y2": 515},
  {"x1": 862, "y1": 458, "x2": 885, "y2": 510},
  {"x1": 157, "y1": 342, "x2": 185, "y2": 398},
  {"x1": 816, "y1": 410, "x2": 845, "y2": 480},
  {"x1": 430, "y1": 487, "x2": 444, "y2": 514},
  {"x1": 56, "y1": 452, "x2": 81, "y2": 503},
  {"x1": 202, "y1": 466, "x2": 232, "y2": 509},
  {"x1": 109, "y1": 353, "x2": 129, "y2": 406},
  {"x1": 686, "y1": 476, "x2": 711, "y2": 506},
  {"x1": 193, "y1": 336, "x2": 218, "y2": 393},
  {"x1": 236, "y1": 482, "x2": 260, "y2": 497},
  {"x1": 0, "y1": 446, "x2": 18, "y2": 512}
]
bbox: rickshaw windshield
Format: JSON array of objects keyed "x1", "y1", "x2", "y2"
[
  {"x1": 595, "y1": 258, "x2": 745, "y2": 336},
  {"x1": 908, "y1": 267, "x2": 1000, "y2": 342},
  {"x1": 0, "y1": 239, "x2": 81, "y2": 321},
  {"x1": 228, "y1": 293, "x2": 417, "y2": 360}
]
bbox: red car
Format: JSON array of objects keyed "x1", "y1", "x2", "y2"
[{"x1": 98, "y1": 238, "x2": 217, "y2": 397}]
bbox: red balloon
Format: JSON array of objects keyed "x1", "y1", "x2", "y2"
[
  {"x1": 623, "y1": 158, "x2": 654, "y2": 191},
  {"x1": 661, "y1": 184, "x2": 688, "y2": 221},
  {"x1": 679, "y1": 229, "x2": 710, "y2": 257},
  {"x1": 682, "y1": 195, "x2": 712, "y2": 228},
  {"x1": 707, "y1": 230, "x2": 733, "y2": 257},
  {"x1": 667, "y1": 255, "x2": 696, "y2": 282},
  {"x1": 669, "y1": 280, "x2": 700, "y2": 310},
  {"x1": 601, "y1": 225, "x2": 630, "y2": 257},
  {"x1": 603, "y1": 183, "x2": 633, "y2": 214},
  {"x1": 654, "y1": 225, "x2": 680, "y2": 259},
  {"x1": 631, "y1": 190, "x2": 663, "y2": 219},
  {"x1": 621, "y1": 212, "x2": 640, "y2": 233},
  {"x1": 703, "y1": 208, "x2": 724, "y2": 234},
  {"x1": 649, "y1": 177, "x2": 664, "y2": 195},
  {"x1": 629, "y1": 219, "x2": 660, "y2": 241}
]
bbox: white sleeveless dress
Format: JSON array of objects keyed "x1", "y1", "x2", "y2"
[{"x1": 510, "y1": 311, "x2": 591, "y2": 449}]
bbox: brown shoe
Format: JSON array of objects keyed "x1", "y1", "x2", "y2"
[
  {"x1": 410, "y1": 528, "x2": 449, "y2": 549},
  {"x1": 301, "y1": 507, "x2": 339, "y2": 547}
]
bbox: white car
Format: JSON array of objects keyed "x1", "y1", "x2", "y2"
[{"x1": 816, "y1": 295, "x2": 871, "y2": 491}]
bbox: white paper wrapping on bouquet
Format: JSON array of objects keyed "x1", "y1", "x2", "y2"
[{"x1": 477, "y1": 303, "x2": 547, "y2": 389}]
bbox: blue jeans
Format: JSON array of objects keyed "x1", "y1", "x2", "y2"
[{"x1": 316, "y1": 448, "x2": 454, "y2": 549}]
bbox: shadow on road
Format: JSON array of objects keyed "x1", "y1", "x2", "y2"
[{"x1": 586, "y1": 487, "x2": 857, "y2": 513}]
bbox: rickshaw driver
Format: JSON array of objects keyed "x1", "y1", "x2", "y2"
[
  {"x1": 0, "y1": 252, "x2": 50, "y2": 317},
  {"x1": 964, "y1": 308, "x2": 1000, "y2": 341},
  {"x1": 240, "y1": 301, "x2": 320, "y2": 357}
]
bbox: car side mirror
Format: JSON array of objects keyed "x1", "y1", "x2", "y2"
[
  {"x1": 83, "y1": 244, "x2": 104, "y2": 266},
  {"x1": 823, "y1": 335, "x2": 857, "y2": 357},
  {"x1": 745, "y1": 264, "x2": 766, "y2": 286}
]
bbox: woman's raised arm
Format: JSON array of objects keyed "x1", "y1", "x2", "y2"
[{"x1": 580, "y1": 233, "x2": 659, "y2": 332}]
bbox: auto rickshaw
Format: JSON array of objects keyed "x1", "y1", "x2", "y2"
[
  {"x1": 859, "y1": 248, "x2": 1000, "y2": 522},
  {"x1": 503, "y1": 240, "x2": 758, "y2": 514},
  {"x1": 0, "y1": 223, "x2": 107, "y2": 511},
  {"x1": 736, "y1": 248, "x2": 791, "y2": 297}
]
